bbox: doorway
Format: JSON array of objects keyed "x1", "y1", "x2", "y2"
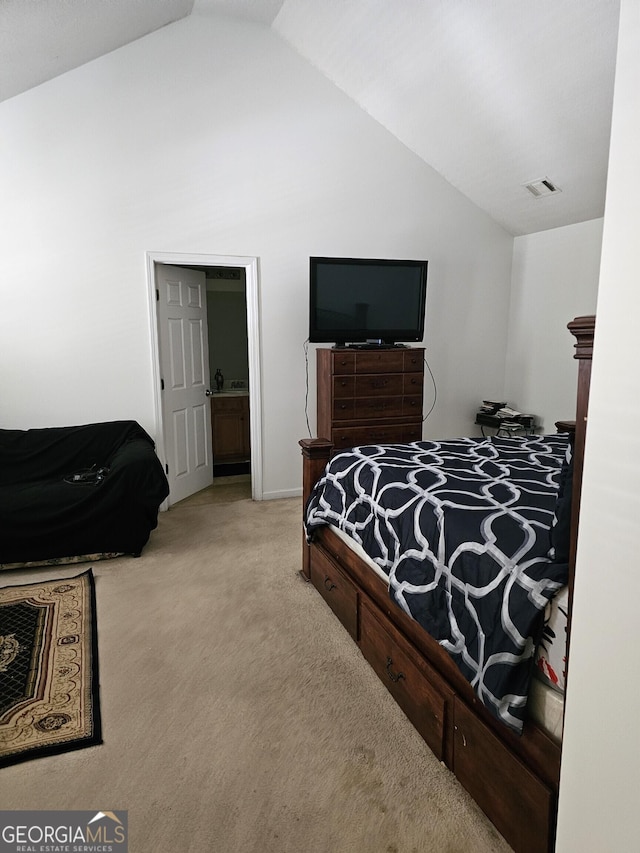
[
  {"x1": 146, "y1": 251, "x2": 262, "y2": 504},
  {"x1": 205, "y1": 267, "x2": 251, "y2": 478}
]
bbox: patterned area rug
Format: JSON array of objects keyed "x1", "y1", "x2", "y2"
[{"x1": 0, "y1": 569, "x2": 101, "y2": 767}]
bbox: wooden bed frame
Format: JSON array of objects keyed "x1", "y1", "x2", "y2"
[{"x1": 299, "y1": 315, "x2": 595, "y2": 853}]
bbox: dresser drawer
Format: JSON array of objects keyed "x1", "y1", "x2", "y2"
[
  {"x1": 401, "y1": 423, "x2": 423, "y2": 443},
  {"x1": 355, "y1": 351, "x2": 405, "y2": 373},
  {"x1": 310, "y1": 546, "x2": 358, "y2": 640},
  {"x1": 354, "y1": 396, "x2": 404, "y2": 419},
  {"x1": 403, "y1": 372, "x2": 423, "y2": 394},
  {"x1": 360, "y1": 599, "x2": 449, "y2": 760},
  {"x1": 332, "y1": 399, "x2": 356, "y2": 420},
  {"x1": 331, "y1": 424, "x2": 412, "y2": 450},
  {"x1": 354, "y1": 374, "x2": 404, "y2": 397},
  {"x1": 331, "y1": 351, "x2": 356, "y2": 374},
  {"x1": 404, "y1": 350, "x2": 424, "y2": 372},
  {"x1": 333, "y1": 376, "x2": 356, "y2": 398},
  {"x1": 402, "y1": 396, "x2": 423, "y2": 417}
]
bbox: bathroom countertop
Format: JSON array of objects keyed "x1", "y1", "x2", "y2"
[{"x1": 210, "y1": 390, "x2": 249, "y2": 398}]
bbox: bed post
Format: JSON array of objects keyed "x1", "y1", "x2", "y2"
[
  {"x1": 567, "y1": 314, "x2": 595, "y2": 633},
  {"x1": 299, "y1": 438, "x2": 333, "y2": 579}
]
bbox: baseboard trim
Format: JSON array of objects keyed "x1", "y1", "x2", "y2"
[{"x1": 260, "y1": 488, "x2": 303, "y2": 501}]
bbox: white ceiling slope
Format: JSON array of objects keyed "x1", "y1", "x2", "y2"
[
  {"x1": 0, "y1": 0, "x2": 620, "y2": 236},
  {"x1": 0, "y1": 0, "x2": 196, "y2": 103},
  {"x1": 274, "y1": 0, "x2": 620, "y2": 235}
]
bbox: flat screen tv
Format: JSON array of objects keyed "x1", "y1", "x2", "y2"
[{"x1": 309, "y1": 256, "x2": 428, "y2": 347}]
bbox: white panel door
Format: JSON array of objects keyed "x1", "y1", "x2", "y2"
[{"x1": 156, "y1": 264, "x2": 213, "y2": 504}]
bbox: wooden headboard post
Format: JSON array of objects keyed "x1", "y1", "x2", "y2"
[
  {"x1": 299, "y1": 438, "x2": 333, "y2": 579},
  {"x1": 566, "y1": 315, "x2": 595, "y2": 634}
]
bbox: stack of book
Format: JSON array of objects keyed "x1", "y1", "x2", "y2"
[
  {"x1": 479, "y1": 400, "x2": 507, "y2": 415},
  {"x1": 494, "y1": 405, "x2": 523, "y2": 422},
  {"x1": 475, "y1": 402, "x2": 535, "y2": 431}
]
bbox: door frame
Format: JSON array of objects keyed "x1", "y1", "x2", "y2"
[{"x1": 146, "y1": 250, "x2": 263, "y2": 501}]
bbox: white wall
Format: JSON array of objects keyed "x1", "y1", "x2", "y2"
[
  {"x1": 505, "y1": 219, "x2": 602, "y2": 432},
  {"x1": 0, "y1": 10, "x2": 514, "y2": 499},
  {"x1": 556, "y1": 1, "x2": 640, "y2": 848},
  {"x1": 207, "y1": 280, "x2": 249, "y2": 388}
]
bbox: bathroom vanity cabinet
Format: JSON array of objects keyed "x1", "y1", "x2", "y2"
[{"x1": 210, "y1": 393, "x2": 250, "y2": 464}]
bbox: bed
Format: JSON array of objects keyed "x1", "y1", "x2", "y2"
[{"x1": 299, "y1": 316, "x2": 594, "y2": 853}]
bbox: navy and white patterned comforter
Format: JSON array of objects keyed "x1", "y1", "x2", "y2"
[{"x1": 305, "y1": 434, "x2": 571, "y2": 733}]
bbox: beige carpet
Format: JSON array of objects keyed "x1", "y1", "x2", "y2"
[
  {"x1": 0, "y1": 493, "x2": 512, "y2": 853},
  {"x1": 176, "y1": 474, "x2": 252, "y2": 506}
]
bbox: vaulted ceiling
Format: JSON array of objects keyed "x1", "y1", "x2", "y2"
[{"x1": 0, "y1": 0, "x2": 620, "y2": 235}]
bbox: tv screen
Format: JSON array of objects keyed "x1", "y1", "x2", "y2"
[{"x1": 309, "y1": 256, "x2": 428, "y2": 346}]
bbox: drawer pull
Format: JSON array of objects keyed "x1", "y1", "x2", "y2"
[
  {"x1": 324, "y1": 576, "x2": 337, "y2": 592},
  {"x1": 454, "y1": 725, "x2": 467, "y2": 747},
  {"x1": 386, "y1": 657, "x2": 405, "y2": 683}
]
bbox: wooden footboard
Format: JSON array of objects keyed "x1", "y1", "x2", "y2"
[{"x1": 300, "y1": 316, "x2": 595, "y2": 853}]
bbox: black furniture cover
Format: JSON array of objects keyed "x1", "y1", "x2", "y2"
[{"x1": 0, "y1": 420, "x2": 170, "y2": 564}]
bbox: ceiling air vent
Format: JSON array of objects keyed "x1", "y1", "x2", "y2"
[{"x1": 524, "y1": 177, "x2": 562, "y2": 198}]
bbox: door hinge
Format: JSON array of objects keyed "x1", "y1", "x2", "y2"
[
  {"x1": 161, "y1": 378, "x2": 165, "y2": 390},
  {"x1": 165, "y1": 463, "x2": 169, "y2": 475},
  {"x1": 156, "y1": 289, "x2": 159, "y2": 301}
]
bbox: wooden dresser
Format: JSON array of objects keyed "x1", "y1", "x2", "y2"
[{"x1": 316, "y1": 347, "x2": 424, "y2": 450}]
